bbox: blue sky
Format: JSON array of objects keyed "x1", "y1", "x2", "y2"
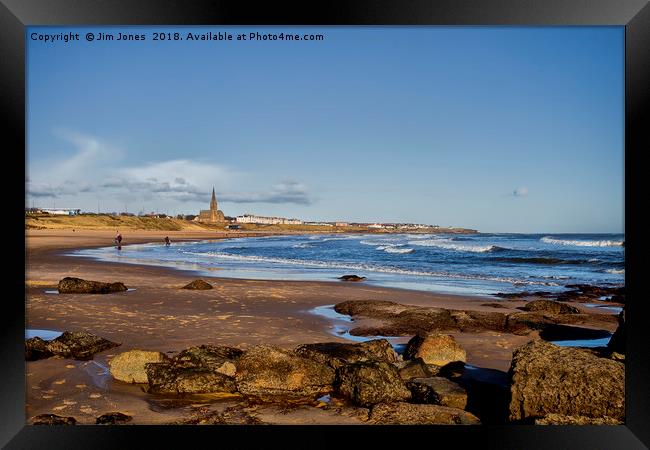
[{"x1": 27, "y1": 26, "x2": 624, "y2": 233}]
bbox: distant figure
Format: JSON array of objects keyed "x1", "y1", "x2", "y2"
[
  {"x1": 116, "y1": 232, "x2": 123, "y2": 246},
  {"x1": 164, "y1": 236, "x2": 171, "y2": 246}
]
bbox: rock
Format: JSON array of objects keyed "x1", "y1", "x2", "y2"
[
  {"x1": 334, "y1": 360, "x2": 411, "y2": 407},
  {"x1": 607, "y1": 309, "x2": 625, "y2": 354},
  {"x1": 173, "y1": 345, "x2": 243, "y2": 372},
  {"x1": 534, "y1": 413, "x2": 623, "y2": 425},
  {"x1": 145, "y1": 345, "x2": 242, "y2": 394},
  {"x1": 334, "y1": 299, "x2": 617, "y2": 338},
  {"x1": 235, "y1": 345, "x2": 335, "y2": 400},
  {"x1": 338, "y1": 275, "x2": 366, "y2": 282},
  {"x1": 25, "y1": 336, "x2": 53, "y2": 361},
  {"x1": 182, "y1": 279, "x2": 213, "y2": 290},
  {"x1": 146, "y1": 364, "x2": 237, "y2": 395},
  {"x1": 44, "y1": 331, "x2": 120, "y2": 360},
  {"x1": 369, "y1": 402, "x2": 480, "y2": 425},
  {"x1": 521, "y1": 299, "x2": 579, "y2": 314},
  {"x1": 294, "y1": 339, "x2": 399, "y2": 370},
  {"x1": 109, "y1": 350, "x2": 169, "y2": 383},
  {"x1": 407, "y1": 377, "x2": 468, "y2": 409},
  {"x1": 395, "y1": 358, "x2": 435, "y2": 380},
  {"x1": 57, "y1": 277, "x2": 128, "y2": 294},
  {"x1": 30, "y1": 414, "x2": 77, "y2": 425},
  {"x1": 509, "y1": 340, "x2": 624, "y2": 422},
  {"x1": 96, "y1": 412, "x2": 133, "y2": 424},
  {"x1": 494, "y1": 285, "x2": 625, "y2": 305},
  {"x1": 404, "y1": 333, "x2": 466, "y2": 366}
]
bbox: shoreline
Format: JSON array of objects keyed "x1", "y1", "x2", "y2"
[{"x1": 25, "y1": 229, "x2": 622, "y2": 424}]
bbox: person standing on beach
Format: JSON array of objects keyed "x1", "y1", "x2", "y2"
[{"x1": 164, "y1": 236, "x2": 171, "y2": 246}]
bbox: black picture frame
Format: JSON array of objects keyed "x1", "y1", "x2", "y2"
[{"x1": 3, "y1": 0, "x2": 648, "y2": 448}]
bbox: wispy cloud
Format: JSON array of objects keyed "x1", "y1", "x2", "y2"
[{"x1": 27, "y1": 131, "x2": 314, "y2": 209}]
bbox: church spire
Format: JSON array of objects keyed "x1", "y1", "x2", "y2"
[{"x1": 210, "y1": 187, "x2": 218, "y2": 211}]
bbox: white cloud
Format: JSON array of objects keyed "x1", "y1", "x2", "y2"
[{"x1": 27, "y1": 131, "x2": 314, "y2": 210}]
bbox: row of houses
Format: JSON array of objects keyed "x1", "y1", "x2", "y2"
[
  {"x1": 26, "y1": 208, "x2": 81, "y2": 216},
  {"x1": 235, "y1": 214, "x2": 303, "y2": 225}
]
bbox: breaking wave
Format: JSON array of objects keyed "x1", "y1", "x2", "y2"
[
  {"x1": 407, "y1": 239, "x2": 500, "y2": 253},
  {"x1": 377, "y1": 245, "x2": 415, "y2": 254},
  {"x1": 540, "y1": 237, "x2": 624, "y2": 247},
  {"x1": 605, "y1": 268, "x2": 625, "y2": 275},
  {"x1": 193, "y1": 251, "x2": 559, "y2": 286}
]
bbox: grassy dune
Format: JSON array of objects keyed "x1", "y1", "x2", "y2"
[
  {"x1": 25, "y1": 213, "x2": 476, "y2": 234},
  {"x1": 25, "y1": 214, "x2": 354, "y2": 232},
  {"x1": 26, "y1": 214, "x2": 212, "y2": 231}
]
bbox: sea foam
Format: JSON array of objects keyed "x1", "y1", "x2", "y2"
[
  {"x1": 541, "y1": 237, "x2": 623, "y2": 247},
  {"x1": 407, "y1": 239, "x2": 498, "y2": 253},
  {"x1": 195, "y1": 251, "x2": 558, "y2": 286}
]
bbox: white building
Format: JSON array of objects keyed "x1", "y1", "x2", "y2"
[
  {"x1": 235, "y1": 214, "x2": 303, "y2": 225},
  {"x1": 41, "y1": 208, "x2": 81, "y2": 216}
]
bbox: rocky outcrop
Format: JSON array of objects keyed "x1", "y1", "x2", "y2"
[
  {"x1": 607, "y1": 309, "x2": 625, "y2": 354},
  {"x1": 396, "y1": 358, "x2": 435, "y2": 380},
  {"x1": 294, "y1": 339, "x2": 399, "y2": 369},
  {"x1": 534, "y1": 413, "x2": 623, "y2": 425},
  {"x1": 96, "y1": 412, "x2": 133, "y2": 424},
  {"x1": 173, "y1": 345, "x2": 243, "y2": 375},
  {"x1": 30, "y1": 414, "x2": 77, "y2": 425},
  {"x1": 235, "y1": 345, "x2": 335, "y2": 400},
  {"x1": 508, "y1": 340, "x2": 624, "y2": 422},
  {"x1": 109, "y1": 350, "x2": 169, "y2": 383},
  {"x1": 27, "y1": 331, "x2": 121, "y2": 360},
  {"x1": 25, "y1": 337, "x2": 53, "y2": 361},
  {"x1": 494, "y1": 284, "x2": 625, "y2": 304},
  {"x1": 57, "y1": 277, "x2": 128, "y2": 294},
  {"x1": 145, "y1": 345, "x2": 242, "y2": 394},
  {"x1": 182, "y1": 279, "x2": 213, "y2": 290},
  {"x1": 520, "y1": 299, "x2": 579, "y2": 314},
  {"x1": 404, "y1": 333, "x2": 466, "y2": 366},
  {"x1": 407, "y1": 377, "x2": 467, "y2": 409},
  {"x1": 334, "y1": 360, "x2": 411, "y2": 407},
  {"x1": 369, "y1": 402, "x2": 480, "y2": 425},
  {"x1": 333, "y1": 300, "x2": 616, "y2": 338},
  {"x1": 338, "y1": 275, "x2": 366, "y2": 282}
]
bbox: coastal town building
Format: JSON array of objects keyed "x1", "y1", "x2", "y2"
[
  {"x1": 39, "y1": 208, "x2": 81, "y2": 216},
  {"x1": 196, "y1": 188, "x2": 226, "y2": 223},
  {"x1": 235, "y1": 214, "x2": 302, "y2": 225}
]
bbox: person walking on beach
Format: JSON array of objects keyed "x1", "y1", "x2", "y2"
[
  {"x1": 115, "y1": 231, "x2": 123, "y2": 245},
  {"x1": 164, "y1": 236, "x2": 171, "y2": 246}
]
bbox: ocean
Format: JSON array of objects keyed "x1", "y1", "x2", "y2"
[{"x1": 72, "y1": 232, "x2": 625, "y2": 296}]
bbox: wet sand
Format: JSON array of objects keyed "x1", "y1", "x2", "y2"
[{"x1": 25, "y1": 230, "x2": 621, "y2": 424}]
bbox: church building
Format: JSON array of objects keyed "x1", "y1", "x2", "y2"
[{"x1": 197, "y1": 187, "x2": 226, "y2": 223}]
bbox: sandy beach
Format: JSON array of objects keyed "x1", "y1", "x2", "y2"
[{"x1": 25, "y1": 229, "x2": 621, "y2": 425}]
